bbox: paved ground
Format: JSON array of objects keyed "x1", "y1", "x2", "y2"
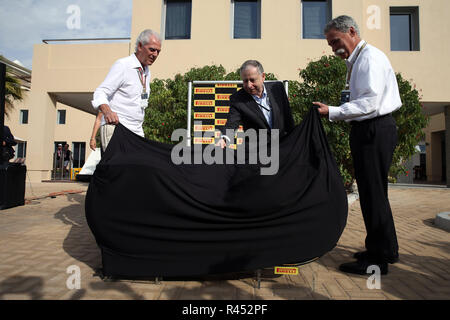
[{"x1": 0, "y1": 182, "x2": 449, "y2": 300}]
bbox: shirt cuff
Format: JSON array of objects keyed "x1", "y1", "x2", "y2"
[
  {"x1": 328, "y1": 106, "x2": 341, "y2": 122},
  {"x1": 91, "y1": 98, "x2": 109, "y2": 110}
]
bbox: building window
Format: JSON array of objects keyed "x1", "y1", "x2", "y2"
[
  {"x1": 57, "y1": 110, "x2": 66, "y2": 124},
  {"x1": 232, "y1": 0, "x2": 261, "y2": 39},
  {"x1": 302, "y1": 0, "x2": 331, "y2": 39},
  {"x1": 16, "y1": 142, "x2": 27, "y2": 158},
  {"x1": 164, "y1": 0, "x2": 192, "y2": 39},
  {"x1": 20, "y1": 109, "x2": 29, "y2": 124},
  {"x1": 390, "y1": 7, "x2": 420, "y2": 51},
  {"x1": 72, "y1": 142, "x2": 86, "y2": 168}
]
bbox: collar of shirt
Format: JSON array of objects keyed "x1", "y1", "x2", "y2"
[
  {"x1": 132, "y1": 53, "x2": 149, "y2": 75},
  {"x1": 251, "y1": 85, "x2": 267, "y2": 104},
  {"x1": 346, "y1": 40, "x2": 366, "y2": 68}
]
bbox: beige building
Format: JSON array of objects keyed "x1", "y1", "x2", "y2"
[{"x1": 5, "y1": 0, "x2": 450, "y2": 186}]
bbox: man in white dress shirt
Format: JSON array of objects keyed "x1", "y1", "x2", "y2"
[
  {"x1": 313, "y1": 16, "x2": 402, "y2": 275},
  {"x1": 92, "y1": 29, "x2": 162, "y2": 151}
]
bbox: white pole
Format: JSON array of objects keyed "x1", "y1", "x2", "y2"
[{"x1": 187, "y1": 81, "x2": 192, "y2": 147}]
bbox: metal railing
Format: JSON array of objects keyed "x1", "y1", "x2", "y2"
[
  {"x1": 42, "y1": 37, "x2": 130, "y2": 44},
  {"x1": 52, "y1": 152, "x2": 72, "y2": 181}
]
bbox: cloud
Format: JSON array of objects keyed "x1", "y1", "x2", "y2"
[{"x1": 0, "y1": 0, "x2": 132, "y2": 68}]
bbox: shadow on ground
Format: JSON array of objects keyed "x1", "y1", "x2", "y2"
[
  {"x1": 54, "y1": 193, "x2": 101, "y2": 271},
  {"x1": 319, "y1": 244, "x2": 450, "y2": 299},
  {"x1": 0, "y1": 276, "x2": 44, "y2": 300}
]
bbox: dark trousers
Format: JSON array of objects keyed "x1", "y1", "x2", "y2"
[{"x1": 350, "y1": 114, "x2": 399, "y2": 263}]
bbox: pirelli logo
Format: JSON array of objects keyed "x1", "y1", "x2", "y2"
[
  {"x1": 194, "y1": 100, "x2": 215, "y2": 107},
  {"x1": 215, "y1": 131, "x2": 221, "y2": 138},
  {"x1": 215, "y1": 106, "x2": 230, "y2": 113},
  {"x1": 274, "y1": 267, "x2": 299, "y2": 275},
  {"x1": 229, "y1": 144, "x2": 237, "y2": 150},
  {"x1": 215, "y1": 94, "x2": 231, "y2": 101},
  {"x1": 215, "y1": 83, "x2": 237, "y2": 88},
  {"x1": 193, "y1": 137, "x2": 215, "y2": 144},
  {"x1": 194, "y1": 125, "x2": 215, "y2": 132},
  {"x1": 194, "y1": 88, "x2": 215, "y2": 94},
  {"x1": 194, "y1": 113, "x2": 215, "y2": 119},
  {"x1": 215, "y1": 119, "x2": 227, "y2": 126}
]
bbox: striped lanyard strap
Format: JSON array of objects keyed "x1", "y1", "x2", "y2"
[{"x1": 345, "y1": 42, "x2": 367, "y2": 90}]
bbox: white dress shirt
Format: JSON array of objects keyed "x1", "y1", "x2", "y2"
[
  {"x1": 92, "y1": 54, "x2": 150, "y2": 136},
  {"x1": 252, "y1": 85, "x2": 273, "y2": 128},
  {"x1": 329, "y1": 40, "x2": 402, "y2": 122}
]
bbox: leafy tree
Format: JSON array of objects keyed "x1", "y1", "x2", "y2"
[{"x1": 1, "y1": 55, "x2": 24, "y2": 117}]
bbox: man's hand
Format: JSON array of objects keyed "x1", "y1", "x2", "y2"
[
  {"x1": 99, "y1": 104, "x2": 119, "y2": 125},
  {"x1": 89, "y1": 139, "x2": 97, "y2": 151},
  {"x1": 215, "y1": 139, "x2": 227, "y2": 149},
  {"x1": 312, "y1": 102, "x2": 329, "y2": 116}
]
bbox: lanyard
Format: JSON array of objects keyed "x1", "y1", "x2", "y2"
[
  {"x1": 345, "y1": 42, "x2": 367, "y2": 90},
  {"x1": 137, "y1": 67, "x2": 147, "y2": 94}
]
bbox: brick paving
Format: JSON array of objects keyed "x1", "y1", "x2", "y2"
[{"x1": 0, "y1": 183, "x2": 449, "y2": 300}]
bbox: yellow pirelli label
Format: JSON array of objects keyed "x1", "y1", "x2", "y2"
[
  {"x1": 193, "y1": 137, "x2": 215, "y2": 144},
  {"x1": 194, "y1": 125, "x2": 215, "y2": 132},
  {"x1": 215, "y1": 106, "x2": 230, "y2": 113},
  {"x1": 215, "y1": 119, "x2": 227, "y2": 126},
  {"x1": 215, "y1": 131, "x2": 221, "y2": 138},
  {"x1": 229, "y1": 144, "x2": 237, "y2": 150},
  {"x1": 274, "y1": 267, "x2": 299, "y2": 275},
  {"x1": 215, "y1": 94, "x2": 231, "y2": 101},
  {"x1": 236, "y1": 138, "x2": 243, "y2": 144},
  {"x1": 194, "y1": 100, "x2": 215, "y2": 107},
  {"x1": 194, "y1": 87, "x2": 215, "y2": 94},
  {"x1": 215, "y1": 83, "x2": 237, "y2": 88},
  {"x1": 194, "y1": 112, "x2": 215, "y2": 119}
]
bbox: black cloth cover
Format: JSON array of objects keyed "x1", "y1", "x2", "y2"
[{"x1": 85, "y1": 108, "x2": 348, "y2": 278}]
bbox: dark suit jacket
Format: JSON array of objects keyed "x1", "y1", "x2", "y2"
[{"x1": 221, "y1": 81, "x2": 295, "y2": 139}]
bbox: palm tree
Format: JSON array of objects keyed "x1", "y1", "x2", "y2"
[{"x1": 1, "y1": 55, "x2": 24, "y2": 117}]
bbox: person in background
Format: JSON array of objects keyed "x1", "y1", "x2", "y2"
[{"x1": 1, "y1": 125, "x2": 17, "y2": 164}]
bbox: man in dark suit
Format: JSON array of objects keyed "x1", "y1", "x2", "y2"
[{"x1": 217, "y1": 60, "x2": 295, "y2": 148}]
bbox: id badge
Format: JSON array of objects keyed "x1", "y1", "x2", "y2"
[
  {"x1": 340, "y1": 90, "x2": 351, "y2": 105},
  {"x1": 141, "y1": 93, "x2": 149, "y2": 100},
  {"x1": 141, "y1": 99, "x2": 148, "y2": 109}
]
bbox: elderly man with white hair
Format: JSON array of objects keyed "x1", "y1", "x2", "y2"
[
  {"x1": 313, "y1": 15, "x2": 402, "y2": 275},
  {"x1": 92, "y1": 29, "x2": 162, "y2": 151}
]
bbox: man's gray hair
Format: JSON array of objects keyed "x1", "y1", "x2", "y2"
[
  {"x1": 240, "y1": 60, "x2": 264, "y2": 75},
  {"x1": 135, "y1": 29, "x2": 161, "y2": 51},
  {"x1": 324, "y1": 15, "x2": 360, "y2": 37}
]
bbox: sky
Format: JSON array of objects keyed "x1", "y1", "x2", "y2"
[{"x1": 0, "y1": 0, "x2": 133, "y2": 69}]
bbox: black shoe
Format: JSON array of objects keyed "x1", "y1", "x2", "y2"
[
  {"x1": 339, "y1": 259, "x2": 388, "y2": 275},
  {"x1": 353, "y1": 251, "x2": 399, "y2": 264}
]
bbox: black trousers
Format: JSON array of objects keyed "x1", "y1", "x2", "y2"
[{"x1": 350, "y1": 114, "x2": 399, "y2": 263}]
